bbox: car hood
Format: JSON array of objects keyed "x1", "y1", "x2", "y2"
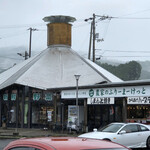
[{"x1": 78, "y1": 131, "x2": 115, "y2": 139}]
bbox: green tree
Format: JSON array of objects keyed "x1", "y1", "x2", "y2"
[{"x1": 96, "y1": 61, "x2": 142, "y2": 81}]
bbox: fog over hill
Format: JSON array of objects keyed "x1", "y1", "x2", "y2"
[
  {"x1": 98, "y1": 59, "x2": 150, "y2": 80},
  {"x1": 0, "y1": 47, "x2": 150, "y2": 80},
  {"x1": 138, "y1": 61, "x2": 150, "y2": 80},
  {"x1": 0, "y1": 46, "x2": 40, "y2": 73}
]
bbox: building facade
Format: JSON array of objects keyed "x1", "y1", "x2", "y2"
[{"x1": 0, "y1": 15, "x2": 149, "y2": 132}]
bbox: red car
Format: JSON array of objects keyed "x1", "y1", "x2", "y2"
[{"x1": 4, "y1": 137, "x2": 130, "y2": 150}]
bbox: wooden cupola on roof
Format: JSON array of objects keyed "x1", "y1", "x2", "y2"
[{"x1": 43, "y1": 15, "x2": 76, "y2": 47}]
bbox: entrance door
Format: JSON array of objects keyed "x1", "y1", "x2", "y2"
[
  {"x1": 88, "y1": 105, "x2": 100, "y2": 131},
  {"x1": 88, "y1": 105, "x2": 117, "y2": 131}
]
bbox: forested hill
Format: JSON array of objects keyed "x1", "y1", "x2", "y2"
[
  {"x1": 96, "y1": 60, "x2": 147, "y2": 81},
  {"x1": 139, "y1": 61, "x2": 150, "y2": 79}
]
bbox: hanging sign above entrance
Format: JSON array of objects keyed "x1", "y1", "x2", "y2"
[
  {"x1": 61, "y1": 85, "x2": 150, "y2": 99},
  {"x1": 127, "y1": 97, "x2": 150, "y2": 104},
  {"x1": 33, "y1": 93, "x2": 41, "y2": 101},
  {"x1": 11, "y1": 94, "x2": 16, "y2": 101},
  {"x1": 3, "y1": 94, "x2": 8, "y2": 101},
  {"x1": 87, "y1": 97, "x2": 114, "y2": 105},
  {"x1": 44, "y1": 93, "x2": 52, "y2": 101}
]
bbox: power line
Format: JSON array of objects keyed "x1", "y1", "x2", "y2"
[
  {"x1": 98, "y1": 55, "x2": 150, "y2": 58},
  {"x1": 118, "y1": 8, "x2": 150, "y2": 17},
  {"x1": 0, "y1": 19, "x2": 85, "y2": 29},
  {"x1": 101, "y1": 20, "x2": 111, "y2": 39},
  {"x1": 95, "y1": 50, "x2": 150, "y2": 59},
  {"x1": 0, "y1": 23, "x2": 46, "y2": 29},
  {"x1": 95, "y1": 15, "x2": 150, "y2": 20},
  {"x1": 0, "y1": 28, "x2": 46, "y2": 39},
  {"x1": 96, "y1": 49, "x2": 150, "y2": 53},
  {"x1": 0, "y1": 14, "x2": 150, "y2": 30},
  {"x1": 0, "y1": 55, "x2": 23, "y2": 60},
  {"x1": 114, "y1": 17, "x2": 150, "y2": 20},
  {"x1": 73, "y1": 23, "x2": 90, "y2": 28},
  {"x1": 0, "y1": 31, "x2": 28, "y2": 39}
]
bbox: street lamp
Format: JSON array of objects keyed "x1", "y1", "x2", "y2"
[
  {"x1": 17, "y1": 51, "x2": 29, "y2": 60},
  {"x1": 74, "y1": 75, "x2": 81, "y2": 130}
]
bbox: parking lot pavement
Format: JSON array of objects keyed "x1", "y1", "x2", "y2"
[
  {"x1": 0, "y1": 127, "x2": 71, "y2": 138},
  {"x1": 0, "y1": 128, "x2": 76, "y2": 149},
  {"x1": 0, "y1": 128, "x2": 149, "y2": 150},
  {"x1": 0, "y1": 139, "x2": 16, "y2": 149}
]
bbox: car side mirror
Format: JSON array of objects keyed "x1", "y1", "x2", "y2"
[
  {"x1": 93, "y1": 128, "x2": 97, "y2": 132},
  {"x1": 119, "y1": 130, "x2": 126, "y2": 134}
]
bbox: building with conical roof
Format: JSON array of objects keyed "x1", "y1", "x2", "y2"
[{"x1": 0, "y1": 15, "x2": 123, "y2": 130}]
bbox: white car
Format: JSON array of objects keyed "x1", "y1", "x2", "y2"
[{"x1": 78, "y1": 122, "x2": 150, "y2": 149}]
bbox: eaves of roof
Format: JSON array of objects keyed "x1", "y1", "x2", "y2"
[{"x1": 51, "y1": 79, "x2": 150, "y2": 91}]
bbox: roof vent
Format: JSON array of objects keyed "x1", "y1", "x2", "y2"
[{"x1": 43, "y1": 15, "x2": 76, "y2": 47}]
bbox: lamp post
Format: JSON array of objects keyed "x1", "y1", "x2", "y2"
[{"x1": 74, "y1": 75, "x2": 80, "y2": 130}]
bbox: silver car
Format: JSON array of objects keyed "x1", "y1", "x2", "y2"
[{"x1": 79, "y1": 122, "x2": 150, "y2": 149}]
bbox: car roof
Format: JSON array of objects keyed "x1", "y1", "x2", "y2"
[
  {"x1": 5, "y1": 137, "x2": 126, "y2": 150},
  {"x1": 111, "y1": 122, "x2": 126, "y2": 125},
  {"x1": 111, "y1": 122, "x2": 146, "y2": 125},
  {"x1": 110, "y1": 122, "x2": 150, "y2": 129}
]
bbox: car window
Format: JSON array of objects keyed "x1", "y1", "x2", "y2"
[
  {"x1": 9, "y1": 147, "x2": 41, "y2": 150},
  {"x1": 139, "y1": 125, "x2": 149, "y2": 131},
  {"x1": 99, "y1": 124, "x2": 124, "y2": 133},
  {"x1": 121, "y1": 125, "x2": 139, "y2": 133}
]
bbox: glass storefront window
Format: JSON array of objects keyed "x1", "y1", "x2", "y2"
[
  {"x1": 39, "y1": 106, "x2": 47, "y2": 125},
  {"x1": 9, "y1": 105, "x2": 16, "y2": 123},
  {"x1": 127, "y1": 105, "x2": 150, "y2": 123},
  {"x1": 32, "y1": 104, "x2": 39, "y2": 124},
  {"x1": 24, "y1": 102, "x2": 28, "y2": 124},
  {"x1": 32, "y1": 101, "x2": 53, "y2": 127},
  {"x1": 115, "y1": 106, "x2": 122, "y2": 122}
]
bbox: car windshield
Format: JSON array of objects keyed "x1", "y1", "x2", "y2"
[{"x1": 98, "y1": 124, "x2": 124, "y2": 133}]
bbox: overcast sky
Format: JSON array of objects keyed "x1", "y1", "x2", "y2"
[{"x1": 0, "y1": 0, "x2": 150, "y2": 68}]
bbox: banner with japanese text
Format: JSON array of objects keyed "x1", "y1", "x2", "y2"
[{"x1": 62, "y1": 85, "x2": 150, "y2": 99}]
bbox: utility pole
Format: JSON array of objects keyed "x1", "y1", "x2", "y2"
[
  {"x1": 85, "y1": 14, "x2": 96, "y2": 62},
  {"x1": 28, "y1": 28, "x2": 38, "y2": 58},
  {"x1": 85, "y1": 14, "x2": 112, "y2": 62},
  {"x1": 88, "y1": 22, "x2": 93, "y2": 60},
  {"x1": 92, "y1": 13, "x2": 96, "y2": 62},
  {"x1": 25, "y1": 51, "x2": 29, "y2": 60}
]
